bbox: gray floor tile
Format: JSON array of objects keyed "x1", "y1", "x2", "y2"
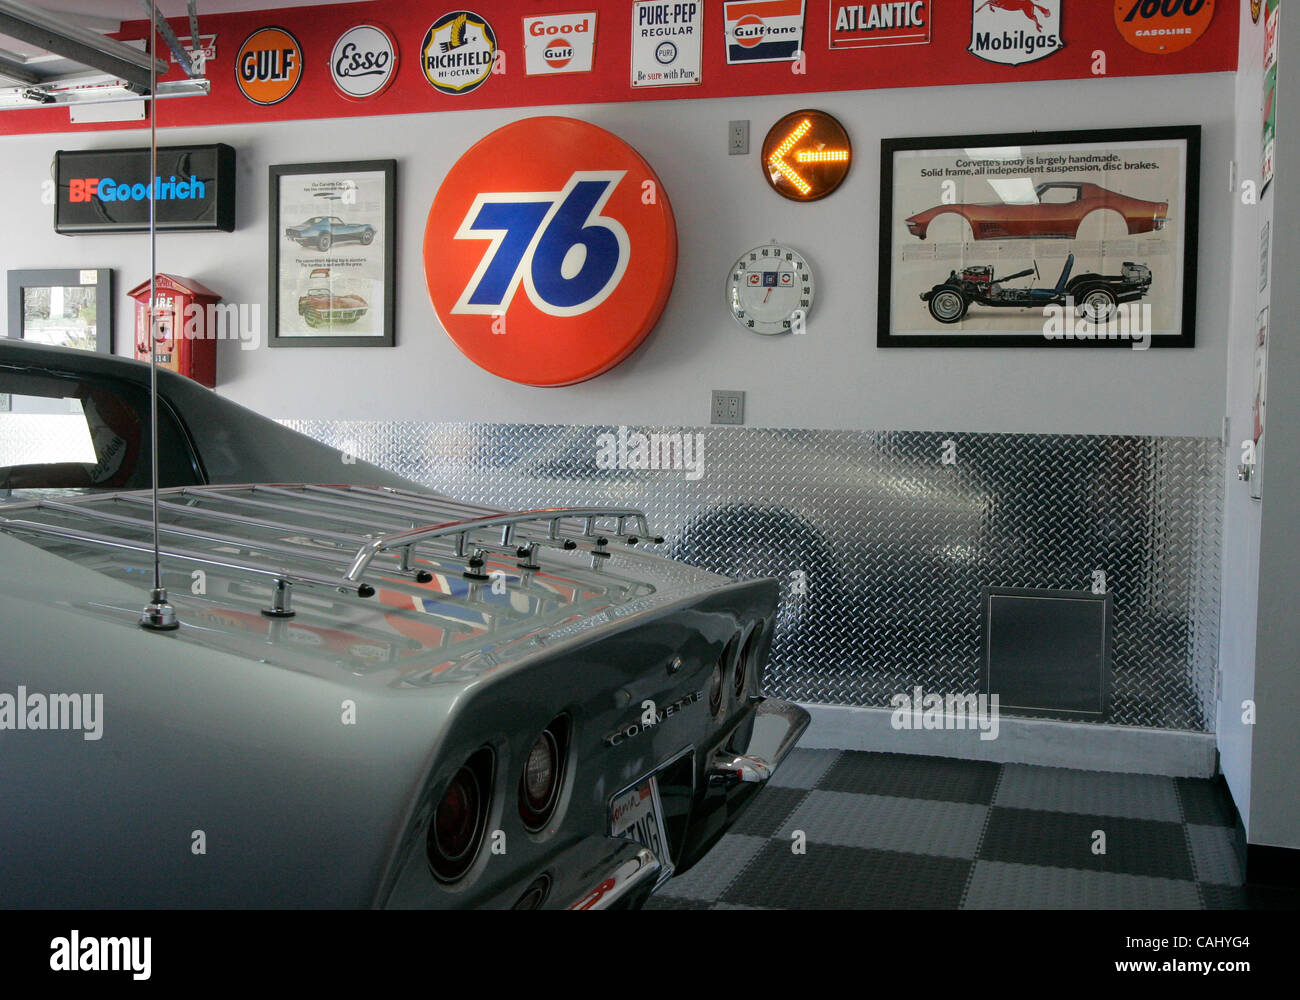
[
  {"x1": 1186, "y1": 824, "x2": 1245, "y2": 886},
  {"x1": 963, "y1": 860, "x2": 1202, "y2": 909},
  {"x1": 777, "y1": 789, "x2": 988, "y2": 859},
  {"x1": 655, "y1": 834, "x2": 766, "y2": 900},
  {"x1": 768, "y1": 748, "x2": 841, "y2": 789},
  {"x1": 1176, "y1": 777, "x2": 1237, "y2": 827},
  {"x1": 979, "y1": 807, "x2": 1195, "y2": 880},
  {"x1": 994, "y1": 764, "x2": 1181, "y2": 822},
  {"x1": 724, "y1": 840, "x2": 970, "y2": 909},
  {"x1": 819, "y1": 750, "x2": 1000, "y2": 804}
]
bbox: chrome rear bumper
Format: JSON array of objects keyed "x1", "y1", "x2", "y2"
[
  {"x1": 566, "y1": 843, "x2": 661, "y2": 910},
  {"x1": 708, "y1": 698, "x2": 810, "y2": 787}
]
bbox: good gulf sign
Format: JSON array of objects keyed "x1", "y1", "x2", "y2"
[{"x1": 424, "y1": 117, "x2": 677, "y2": 386}]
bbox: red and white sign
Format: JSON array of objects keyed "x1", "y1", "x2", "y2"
[
  {"x1": 523, "y1": 12, "x2": 598, "y2": 75},
  {"x1": 829, "y1": 2, "x2": 931, "y2": 49},
  {"x1": 424, "y1": 117, "x2": 677, "y2": 386},
  {"x1": 1114, "y1": 0, "x2": 1214, "y2": 56},
  {"x1": 724, "y1": 0, "x2": 806, "y2": 65},
  {"x1": 969, "y1": 0, "x2": 1064, "y2": 66},
  {"x1": 1112, "y1": 0, "x2": 1211, "y2": 55}
]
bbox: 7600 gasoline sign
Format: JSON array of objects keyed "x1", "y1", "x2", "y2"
[{"x1": 1114, "y1": 0, "x2": 1215, "y2": 55}]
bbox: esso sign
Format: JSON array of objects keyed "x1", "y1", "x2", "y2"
[
  {"x1": 330, "y1": 24, "x2": 398, "y2": 100},
  {"x1": 424, "y1": 117, "x2": 677, "y2": 386}
]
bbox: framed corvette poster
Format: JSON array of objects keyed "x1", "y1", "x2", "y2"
[
  {"x1": 878, "y1": 126, "x2": 1200, "y2": 348},
  {"x1": 268, "y1": 159, "x2": 396, "y2": 348}
]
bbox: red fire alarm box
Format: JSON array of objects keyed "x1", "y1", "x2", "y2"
[{"x1": 128, "y1": 274, "x2": 222, "y2": 388}]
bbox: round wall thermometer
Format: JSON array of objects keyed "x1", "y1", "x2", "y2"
[{"x1": 726, "y1": 243, "x2": 814, "y2": 335}]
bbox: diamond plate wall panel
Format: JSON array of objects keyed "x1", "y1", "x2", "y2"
[{"x1": 283, "y1": 422, "x2": 1224, "y2": 732}]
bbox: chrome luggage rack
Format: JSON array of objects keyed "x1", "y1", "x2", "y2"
[{"x1": 0, "y1": 484, "x2": 663, "y2": 619}]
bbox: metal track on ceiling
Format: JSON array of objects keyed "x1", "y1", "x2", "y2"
[{"x1": 0, "y1": 0, "x2": 208, "y2": 111}]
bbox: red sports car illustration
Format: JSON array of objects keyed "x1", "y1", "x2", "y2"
[
  {"x1": 904, "y1": 182, "x2": 1169, "y2": 241},
  {"x1": 298, "y1": 269, "x2": 368, "y2": 327}
]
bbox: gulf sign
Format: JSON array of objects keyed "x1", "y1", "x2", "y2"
[
  {"x1": 829, "y1": 2, "x2": 930, "y2": 49},
  {"x1": 523, "y1": 12, "x2": 597, "y2": 75},
  {"x1": 725, "y1": 0, "x2": 806, "y2": 64},
  {"x1": 424, "y1": 118, "x2": 677, "y2": 386},
  {"x1": 235, "y1": 27, "x2": 302, "y2": 105}
]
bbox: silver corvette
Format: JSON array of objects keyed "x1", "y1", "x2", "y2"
[{"x1": 0, "y1": 340, "x2": 808, "y2": 909}]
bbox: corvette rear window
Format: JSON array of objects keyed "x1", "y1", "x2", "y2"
[{"x1": 0, "y1": 370, "x2": 200, "y2": 496}]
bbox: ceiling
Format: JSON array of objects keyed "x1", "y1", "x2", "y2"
[
  {"x1": 3, "y1": 1, "x2": 367, "y2": 41},
  {"x1": 0, "y1": 1, "x2": 366, "y2": 64},
  {"x1": 35, "y1": 0, "x2": 366, "y2": 20}
]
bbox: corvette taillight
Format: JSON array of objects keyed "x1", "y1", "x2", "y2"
[
  {"x1": 519, "y1": 715, "x2": 568, "y2": 832},
  {"x1": 737, "y1": 625, "x2": 764, "y2": 698},
  {"x1": 428, "y1": 747, "x2": 493, "y2": 883},
  {"x1": 712, "y1": 633, "x2": 741, "y2": 717}
]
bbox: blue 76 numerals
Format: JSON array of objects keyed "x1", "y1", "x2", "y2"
[{"x1": 452, "y1": 171, "x2": 631, "y2": 317}]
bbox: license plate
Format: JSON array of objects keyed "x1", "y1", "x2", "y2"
[{"x1": 609, "y1": 775, "x2": 670, "y2": 875}]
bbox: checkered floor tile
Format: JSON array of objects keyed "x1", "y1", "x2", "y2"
[{"x1": 646, "y1": 749, "x2": 1299, "y2": 910}]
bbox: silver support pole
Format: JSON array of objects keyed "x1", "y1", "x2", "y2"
[{"x1": 140, "y1": 1, "x2": 177, "y2": 632}]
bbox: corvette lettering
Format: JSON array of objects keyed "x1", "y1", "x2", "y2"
[{"x1": 604, "y1": 691, "x2": 703, "y2": 747}]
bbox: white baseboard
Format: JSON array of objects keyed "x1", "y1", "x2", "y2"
[{"x1": 798, "y1": 703, "x2": 1217, "y2": 778}]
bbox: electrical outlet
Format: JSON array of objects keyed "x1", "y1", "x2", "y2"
[
  {"x1": 728, "y1": 120, "x2": 749, "y2": 156},
  {"x1": 711, "y1": 389, "x2": 745, "y2": 425}
]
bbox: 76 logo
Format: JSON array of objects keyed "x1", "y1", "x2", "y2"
[{"x1": 452, "y1": 170, "x2": 631, "y2": 317}]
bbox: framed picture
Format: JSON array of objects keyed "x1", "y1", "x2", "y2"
[
  {"x1": 878, "y1": 126, "x2": 1200, "y2": 348},
  {"x1": 268, "y1": 159, "x2": 395, "y2": 348},
  {"x1": 6, "y1": 268, "x2": 113, "y2": 353}
]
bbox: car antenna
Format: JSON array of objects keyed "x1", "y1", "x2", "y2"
[{"x1": 139, "y1": 2, "x2": 178, "y2": 632}]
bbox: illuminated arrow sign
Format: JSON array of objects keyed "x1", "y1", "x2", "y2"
[{"x1": 762, "y1": 110, "x2": 852, "y2": 201}]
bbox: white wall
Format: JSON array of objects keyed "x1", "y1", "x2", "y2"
[
  {"x1": 1248, "y1": 4, "x2": 1300, "y2": 853},
  {"x1": 0, "y1": 71, "x2": 1234, "y2": 436},
  {"x1": 1217, "y1": 3, "x2": 1271, "y2": 840}
]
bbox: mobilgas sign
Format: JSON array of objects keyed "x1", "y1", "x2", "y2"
[{"x1": 54, "y1": 145, "x2": 236, "y2": 235}]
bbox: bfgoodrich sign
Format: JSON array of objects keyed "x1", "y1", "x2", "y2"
[{"x1": 54, "y1": 144, "x2": 236, "y2": 234}]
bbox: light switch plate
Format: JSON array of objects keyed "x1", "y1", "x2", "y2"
[{"x1": 711, "y1": 389, "x2": 745, "y2": 425}]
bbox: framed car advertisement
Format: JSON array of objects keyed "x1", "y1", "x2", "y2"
[
  {"x1": 878, "y1": 126, "x2": 1200, "y2": 348},
  {"x1": 268, "y1": 159, "x2": 396, "y2": 348}
]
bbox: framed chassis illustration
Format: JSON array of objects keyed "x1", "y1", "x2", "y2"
[
  {"x1": 268, "y1": 159, "x2": 396, "y2": 348},
  {"x1": 878, "y1": 126, "x2": 1200, "y2": 348}
]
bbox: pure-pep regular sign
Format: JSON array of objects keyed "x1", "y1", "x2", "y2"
[{"x1": 54, "y1": 144, "x2": 236, "y2": 234}]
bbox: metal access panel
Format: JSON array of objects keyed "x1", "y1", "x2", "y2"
[{"x1": 984, "y1": 587, "x2": 1112, "y2": 718}]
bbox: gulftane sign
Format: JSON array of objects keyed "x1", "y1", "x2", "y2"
[
  {"x1": 424, "y1": 117, "x2": 676, "y2": 386},
  {"x1": 54, "y1": 145, "x2": 237, "y2": 234}
]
